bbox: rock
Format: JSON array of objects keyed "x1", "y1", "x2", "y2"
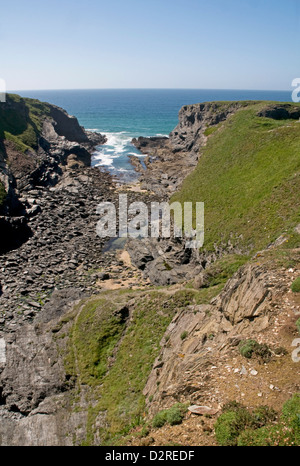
[
  {"x1": 0, "y1": 338, "x2": 6, "y2": 364},
  {"x1": 188, "y1": 405, "x2": 219, "y2": 416},
  {"x1": 257, "y1": 104, "x2": 300, "y2": 120},
  {"x1": 98, "y1": 272, "x2": 110, "y2": 281},
  {"x1": 126, "y1": 237, "x2": 203, "y2": 286},
  {"x1": 143, "y1": 261, "x2": 278, "y2": 415},
  {"x1": 240, "y1": 366, "x2": 247, "y2": 375},
  {"x1": 37, "y1": 289, "x2": 83, "y2": 323},
  {"x1": 193, "y1": 274, "x2": 207, "y2": 290}
]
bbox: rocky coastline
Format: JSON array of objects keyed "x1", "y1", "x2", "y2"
[
  {"x1": 130, "y1": 101, "x2": 244, "y2": 195},
  {"x1": 0, "y1": 97, "x2": 299, "y2": 446}
]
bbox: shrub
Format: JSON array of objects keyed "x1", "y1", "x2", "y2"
[
  {"x1": 291, "y1": 277, "x2": 300, "y2": 293},
  {"x1": 152, "y1": 410, "x2": 168, "y2": 428},
  {"x1": 239, "y1": 339, "x2": 259, "y2": 358},
  {"x1": 252, "y1": 406, "x2": 277, "y2": 428},
  {"x1": 237, "y1": 424, "x2": 296, "y2": 446},
  {"x1": 281, "y1": 393, "x2": 300, "y2": 428},
  {"x1": 152, "y1": 404, "x2": 187, "y2": 428},
  {"x1": 222, "y1": 394, "x2": 300, "y2": 446},
  {"x1": 214, "y1": 405, "x2": 254, "y2": 446},
  {"x1": 180, "y1": 331, "x2": 188, "y2": 341},
  {"x1": 296, "y1": 319, "x2": 300, "y2": 335},
  {"x1": 239, "y1": 339, "x2": 272, "y2": 362}
]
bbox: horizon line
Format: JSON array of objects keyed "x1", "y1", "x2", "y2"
[{"x1": 8, "y1": 87, "x2": 292, "y2": 93}]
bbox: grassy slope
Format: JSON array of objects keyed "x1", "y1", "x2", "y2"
[
  {"x1": 172, "y1": 101, "x2": 300, "y2": 253},
  {"x1": 0, "y1": 93, "x2": 50, "y2": 152},
  {"x1": 59, "y1": 286, "x2": 223, "y2": 445},
  {"x1": 0, "y1": 94, "x2": 51, "y2": 206},
  {"x1": 58, "y1": 100, "x2": 300, "y2": 445}
]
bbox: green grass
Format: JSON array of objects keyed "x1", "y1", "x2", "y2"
[
  {"x1": 0, "y1": 93, "x2": 50, "y2": 152},
  {"x1": 65, "y1": 297, "x2": 128, "y2": 385},
  {"x1": 215, "y1": 395, "x2": 300, "y2": 446},
  {"x1": 237, "y1": 394, "x2": 300, "y2": 446},
  {"x1": 291, "y1": 277, "x2": 300, "y2": 293},
  {"x1": 172, "y1": 101, "x2": 300, "y2": 254},
  {"x1": 204, "y1": 254, "x2": 250, "y2": 286},
  {"x1": 62, "y1": 289, "x2": 203, "y2": 445},
  {"x1": 152, "y1": 403, "x2": 188, "y2": 428},
  {"x1": 204, "y1": 126, "x2": 219, "y2": 137}
]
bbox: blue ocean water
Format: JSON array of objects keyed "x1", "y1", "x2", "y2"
[{"x1": 17, "y1": 89, "x2": 292, "y2": 181}]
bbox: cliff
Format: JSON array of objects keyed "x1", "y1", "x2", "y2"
[
  {"x1": 0, "y1": 97, "x2": 299, "y2": 446},
  {"x1": 0, "y1": 94, "x2": 106, "y2": 252}
]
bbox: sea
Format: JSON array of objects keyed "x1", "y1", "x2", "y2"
[{"x1": 16, "y1": 89, "x2": 292, "y2": 182}]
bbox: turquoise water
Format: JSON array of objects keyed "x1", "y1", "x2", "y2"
[{"x1": 18, "y1": 89, "x2": 292, "y2": 181}]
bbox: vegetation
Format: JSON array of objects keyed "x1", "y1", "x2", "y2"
[
  {"x1": 180, "y1": 331, "x2": 188, "y2": 340},
  {"x1": 237, "y1": 395, "x2": 300, "y2": 446},
  {"x1": 204, "y1": 254, "x2": 249, "y2": 287},
  {"x1": 215, "y1": 395, "x2": 300, "y2": 446},
  {"x1": 62, "y1": 289, "x2": 202, "y2": 445},
  {"x1": 0, "y1": 93, "x2": 50, "y2": 152},
  {"x1": 152, "y1": 404, "x2": 187, "y2": 428},
  {"x1": 215, "y1": 403, "x2": 255, "y2": 446},
  {"x1": 204, "y1": 125, "x2": 218, "y2": 137},
  {"x1": 239, "y1": 339, "x2": 272, "y2": 363},
  {"x1": 291, "y1": 277, "x2": 300, "y2": 293},
  {"x1": 172, "y1": 101, "x2": 300, "y2": 254}
]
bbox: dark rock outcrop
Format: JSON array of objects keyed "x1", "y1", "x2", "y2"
[
  {"x1": 257, "y1": 103, "x2": 300, "y2": 120},
  {"x1": 169, "y1": 101, "x2": 243, "y2": 160},
  {"x1": 0, "y1": 95, "x2": 107, "y2": 253}
]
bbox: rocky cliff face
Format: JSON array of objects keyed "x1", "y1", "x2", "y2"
[
  {"x1": 0, "y1": 246, "x2": 298, "y2": 446},
  {"x1": 131, "y1": 102, "x2": 244, "y2": 195},
  {"x1": 142, "y1": 252, "x2": 300, "y2": 419},
  {"x1": 0, "y1": 95, "x2": 106, "y2": 252},
  {"x1": 169, "y1": 101, "x2": 243, "y2": 161}
]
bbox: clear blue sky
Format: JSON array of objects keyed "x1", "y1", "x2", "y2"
[{"x1": 1, "y1": 0, "x2": 299, "y2": 90}]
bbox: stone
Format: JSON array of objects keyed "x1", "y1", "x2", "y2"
[
  {"x1": 0, "y1": 338, "x2": 6, "y2": 364},
  {"x1": 188, "y1": 405, "x2": 219, "y2": 416}
]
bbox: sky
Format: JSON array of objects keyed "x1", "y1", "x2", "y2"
[{"x1": 1, "y1": 0, "x2": 299, "y2": 91}]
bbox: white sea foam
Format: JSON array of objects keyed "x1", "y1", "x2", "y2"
[
  {"x1": 92, "y1": 131, "x2": 146, "y2": 183},
  {"x1": 92, "y1": 131, "x2": 134, "y2": 168}
]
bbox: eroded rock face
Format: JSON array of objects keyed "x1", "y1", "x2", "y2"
[
  {"x1": 143, "y1": 263, "x2": 278, "y2": 415},
  {"x1": 0, "y1": 98, "x2": 107, "y2": 253},
  {"x1": 131, "y1": 102, "x2": 243, "y2": 195},
  {"x1": 212, "y1": 264, "x2": 271, "y2": 325},
  {"x1": 0, "y1": 314, "x2": 92, "y2": 446},
  {"x1": 126, "y1": 237, "x2": 204, "y2": 286},
  {"x1": 257, "y1": 104, "x2": 300, "y2": 120},
  {"x1": 169, "y1": 101, "x2": 243, "y2": 161}
]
